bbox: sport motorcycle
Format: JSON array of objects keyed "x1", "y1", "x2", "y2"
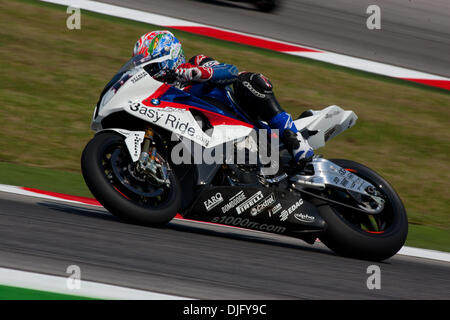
[{"x1": 81, "y1": 54, "x2": 408, "y2": 261}]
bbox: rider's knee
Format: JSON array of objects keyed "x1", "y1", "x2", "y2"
[
  {"x1": 234, "y1": 72, "x2": 274, "y2": 101},
  {"x1": 234, "y1": 72, "x2": 283, "y2": 120}
]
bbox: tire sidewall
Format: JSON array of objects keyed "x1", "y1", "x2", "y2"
[
  {"x1": 81, "y1": 132, "x2": 181, "y2": 226},
  {"x1": 318, "y1": 159, "x2": 408, "y2": 261}
]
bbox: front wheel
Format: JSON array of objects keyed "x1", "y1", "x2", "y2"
[
  {"x1": 318, "y1": 159, "x2": 408, "y2": 261},
  {"x1": 81, "y1": 131, "x2": 181, "y2": 226}
]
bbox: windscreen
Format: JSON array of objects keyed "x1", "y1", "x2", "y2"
[
  {"x1": 97, "y1": 54, "x2": 149, "y2": 107},
  {"x1": 96, "y1": 53, "x2": 173, "y2": 109}
]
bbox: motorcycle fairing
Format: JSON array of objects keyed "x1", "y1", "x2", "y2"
[
  {"x1": 185, "y1": 84, "x2": 253, "y2": 124},
  {"x1": 293, "y1": 105, "x2": 358, "y2": 149},
  {"x1": 93, "y1": 56, "x2": 255, "y2": 149},
  {"x1": 183, "y1": 186, "x2": 327, "y2": 233},
  {"x1": 123, "y1": 80, "x2": 255, "y2": 148}
]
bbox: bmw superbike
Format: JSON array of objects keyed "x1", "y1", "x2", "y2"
[{"x1": 81, "y1": 54, "x2": 408, "y2": 261}]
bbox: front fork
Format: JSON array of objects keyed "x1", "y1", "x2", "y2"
[{"x1": 137, "y1": 127, "x2": 170, "y2": 186}]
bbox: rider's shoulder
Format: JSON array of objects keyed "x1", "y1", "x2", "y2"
[{"x1": 188, "y1": 54, "x2": 220, "y2": 67}]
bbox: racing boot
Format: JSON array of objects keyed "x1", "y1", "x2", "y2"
[{"x1": 269, "y1": 111, "x2": 314, "y2": 166}]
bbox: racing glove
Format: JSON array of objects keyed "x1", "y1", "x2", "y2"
[
  {"x1": 174, "y1": 63, "x2": 213, "y2": 83},
  {"x1": 153, "y1": 68, "x2": 177, "y2": 83}
]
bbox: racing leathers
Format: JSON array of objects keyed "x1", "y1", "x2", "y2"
[{"x1": 164, "y1": 54, "x2": 314, "y2": 163}]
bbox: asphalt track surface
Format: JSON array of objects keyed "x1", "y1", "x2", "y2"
[
  {"x1": 2, "y1": 0, "x2": 449, "y2": 300},
  {"x1": 1, "y1": 191, "x2": 449, "y2": 299},
  {"x1": 96, "y1": 0, "x2": 450, "y2": 77}
]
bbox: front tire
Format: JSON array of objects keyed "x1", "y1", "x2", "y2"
[
  {"x1": 318, "y1": 159, "x2": 408, "y2": 261},
  {"x1": 81, "y1": 131, "x2": 181, "y2": 226}
]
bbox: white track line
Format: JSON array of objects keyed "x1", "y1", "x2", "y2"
[
  {"x1": 41, "y1": 0, "x2": 450, "y2": 89},
  {"x1": 0, "y1": 184, "x2": 101, "y2": 206},
  {"x1": 0, "y1": 183, "x2": 448, "y2": 262},
  {"x1": 397, "y1": 247, "x2": 450, "y2": 263},
  {"x1": 288, "y1": 51, "x2": 449, "y2": 80},
  {"x1": 0, "y1": 267, "x2": 191, "y2": 299},
  {"x1": 44, "y1": 0, "x2": 202, "y2": 26}
]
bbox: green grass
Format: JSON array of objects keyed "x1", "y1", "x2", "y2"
[
  {"x1": 406, "y1": 224, "x2": 450, "y2": 252},
  {"x1": 0, "y1": 0, "x2": 449, "y2": 250},
  {"x1": 0, "y1": 162, "x2": 92, "y2": 197},
  {"x1": 0, "y1": 284, "x2": 96, "y2": 300}
]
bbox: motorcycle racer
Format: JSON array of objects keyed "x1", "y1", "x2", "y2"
[{"x1": 132, "y1": 30, "x2": 314, "y2": 164}]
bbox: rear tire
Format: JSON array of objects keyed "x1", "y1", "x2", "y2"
[
  {"x1": 81, "y1": 131, "x2": 181, "y2": 226},
  {"x1": 318, "y1": 159, "x2": 408, "y2": 261}
]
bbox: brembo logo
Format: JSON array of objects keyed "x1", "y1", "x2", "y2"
[{"x1": 204, "y1": 193, "x2": 224, "y2": 211}]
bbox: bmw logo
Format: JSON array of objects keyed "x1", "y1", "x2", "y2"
[{"x1": 151, "y1": 99, "x2": 160, "y2": 105}]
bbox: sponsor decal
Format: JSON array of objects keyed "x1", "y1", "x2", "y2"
[
  {"x1": 162, "y1": 106, "x2": 185, "y2": 113},
  {"x1": 129, "y1": 103, "x2": 196, "y2": 136},
  {"x1": 128, "y1": 102, "x2": 210, "y2": 147},
  {"x1": 250, "y1": 193, "x2": 275, "y2": 217},
  {"x1": 279, "y1": 199, "x2": 304, "y2": 221},
  {"x1": 204, "y1": 193, "x2": 224, "y2": 211},
  {"x1": 332, "y1": 171, "x2": 365, "y2": 191},
  {"x1": 294, "y1": 212, "x2": 315, "y2": 223},
  {"x1": 122, "y1": 131, "x2": 145, "y2": 162},
  {"x1": 279, "y1": 210, "x2": 289, "y2": 222},
  {"x1": 129, "y1": 101, "x2": 141, "y2": 109},
  {"x1": 132, "y1": 134, "x2": 140, "y2": 158},
  {"x1": 236, "y1": 191, "x2": 264, "y2": 215},
  {"x1": 131, "y1": 71, "x2": 147, "y2": 84},
  {"x1": 268, "y1": 202, "x2": 282, "y2": 217},
  {"x1": 221, "y1": 191, "x2": 246, "y2": 214},
  {"x1": 211, "y1": 216, "x2": 286, "y2": 234},
  {"x1": 325, "y1": 110, "x2": 341, "y2": 119}
]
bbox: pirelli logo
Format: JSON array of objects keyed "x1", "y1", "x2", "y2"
[{"x1": 235, "y1": 191, "x2": 264, "y2": 215}]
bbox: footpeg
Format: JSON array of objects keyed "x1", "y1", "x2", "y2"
[
  {"x1": 291, "y1": 175, "x2": 326, "y2": 190},
  {"x1": 264, "y1": 173, "x2": 288, "y2": 184}
]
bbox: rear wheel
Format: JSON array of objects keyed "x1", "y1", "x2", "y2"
[
  {"x1": 318, "y1": 159, "x2": 408, "y2": 261},
  {"x1": 81, "y1": 131, "x2": 181, "y2": 226}
]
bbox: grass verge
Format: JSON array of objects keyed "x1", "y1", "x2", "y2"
[
  {"x1": 0, "y1": 284, "x2": 96, "y2": 300},
  {"x1": 0, "y1": 0, "x2": 449, "y2": 250}
]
